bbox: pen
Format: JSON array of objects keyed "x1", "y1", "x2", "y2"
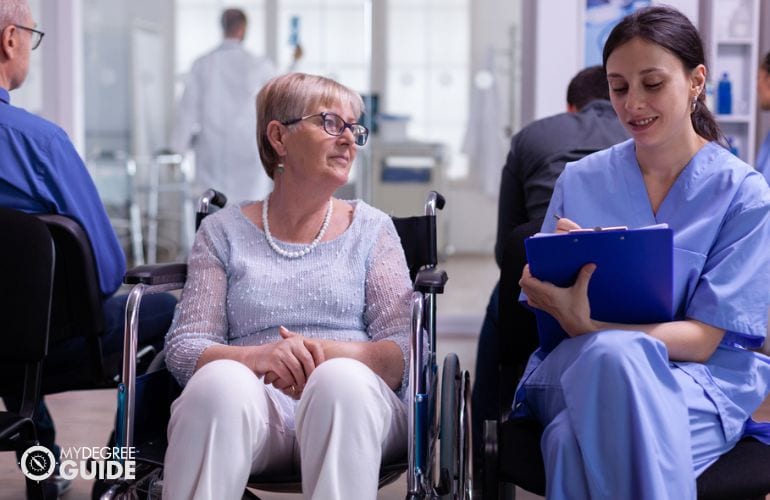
[{"x1": 553, "y1": 214, "x2": 561, "y2": 221}]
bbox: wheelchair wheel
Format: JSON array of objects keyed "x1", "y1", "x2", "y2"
[{"x1": 439, "y1": 353, "x2": 461, "y2": 498}]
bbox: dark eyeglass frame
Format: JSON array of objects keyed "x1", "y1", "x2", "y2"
[
  {"x1": 12, "y1": 24, "x2": 44, "y2": 50},
  {"x1": 282, "y1": 112, "x2": 369, "y2": 146}
]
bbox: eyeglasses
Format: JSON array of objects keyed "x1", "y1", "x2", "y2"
[
  {"x1": 13, "y1": 25, "x2": 44, "y2": 50},
  {"x1": 282, "y1": 112, "x2": 369, "y2": 146}
]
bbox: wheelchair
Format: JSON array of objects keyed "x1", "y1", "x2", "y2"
[
  {"x1": 482, "y1": 220, "x2": 770, "y2": 500},
  {"x1": 102, "y1": 190, "x2": 473, "y2": 499}
]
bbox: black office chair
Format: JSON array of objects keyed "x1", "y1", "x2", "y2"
[
  {"x1": 103, "y1": 190, "x2": 472, "y2": 499},
  {"x1": 19, "y1": 213, "x2": 167, "y2": 395},
  {"x1": 483, "y1": 221, "x2": 770, "y2": 499},
  {"x1": 34, "y1": 215, "x2": 112, "y2": 391},
  {"x1": 0, "y1": 208, "x2": 55, "y2": 500}
]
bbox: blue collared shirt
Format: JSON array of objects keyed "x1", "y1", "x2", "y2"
[{"x1": 0, "y1": 87, "x2": 125, "y2": 297}]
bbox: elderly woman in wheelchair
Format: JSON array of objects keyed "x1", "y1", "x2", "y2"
[{"x1": 161, "y1": 73, "x2": 411, "y2": 499}]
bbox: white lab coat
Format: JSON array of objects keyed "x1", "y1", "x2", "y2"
[
  {"x1": 462, "y1": 46, "x2": 507, "y2": 198},
  {"x1": 171, "y1": 39, "x2": 277, "y2": 203}
]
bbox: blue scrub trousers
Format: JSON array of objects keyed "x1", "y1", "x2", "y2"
[{"x1": 518, "y1": 330, "x2": 738, "y2": 500}]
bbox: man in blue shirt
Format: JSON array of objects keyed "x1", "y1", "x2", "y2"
[{"x1": 0, "y1": 2, "x2": 175, "y2": 496}]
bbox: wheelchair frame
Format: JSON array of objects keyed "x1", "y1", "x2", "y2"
[{"x1": 107, "y1": 191, "x2": 472, "y2": 499}]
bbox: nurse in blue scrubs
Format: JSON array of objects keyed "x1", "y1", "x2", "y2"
[{"x1": 515, "y1": 6, "x2": 770, "y2": 499}]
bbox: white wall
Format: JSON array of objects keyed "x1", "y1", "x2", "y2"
[
  {"x1": 530, "y1": 0, "x2": 583, "y2": 121},
  {"x1": 444, "y1": 0, "x2": 518, "y2": 255},
  {"x1": 41, "y1": 0, "x2": 84, "y2": 154},
  {"x1": 82, "y1": 0, "x2": 175, "y2": 157}
]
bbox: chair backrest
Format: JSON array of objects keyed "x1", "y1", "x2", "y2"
[
  {"x1": 30, "y1": 215, "x2": 109, "y2": 391},
  {"x1": 194, "y1": 189, "x2": 441, "y2": 283},
  {"x1": 0, "y1": 208, "x2": 55, "y2": 414},
  {"x1": 392, "y1": 215, "x2": 439, "y2": 282},
  {"x1": 35, "y1": 215, "x2": 105, "y2": 343},
  {"x1": 497, "y1": 217, "x2": 543, "y2": 414},
  {"x1": 0, "y1": 208, "x2": 55, "y2": 362}
]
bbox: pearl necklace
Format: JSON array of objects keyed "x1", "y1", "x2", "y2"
[{"x1": 262, "y1": 195, "x2": 333, "y2": 259}]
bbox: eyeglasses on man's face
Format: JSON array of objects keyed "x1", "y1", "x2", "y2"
[
  {"x1": 282, "y1": 112, "x2": 369, "y2": 146},
  {"x1": 13, "y1": 25, "x2": 44, "y2": 50}
]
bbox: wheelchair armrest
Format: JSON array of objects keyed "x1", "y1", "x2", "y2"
[
  {"x1": 124, "y1": 263, "x2": 187, "y2": 286},
  {"x1": 414, "y1": 268, "x2": 448, "y2": 294}
]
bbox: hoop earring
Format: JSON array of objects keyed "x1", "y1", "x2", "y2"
[
  {"x1": 691, "y1": 96, "x2": 698, "y2": 112},
  {"x1": 276, "y1": 163, "x2": 285, "y2": 174}
]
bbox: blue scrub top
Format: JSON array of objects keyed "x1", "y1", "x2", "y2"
[{"x1": 538, "y1": 139, "x2": 770, "y2": 443}]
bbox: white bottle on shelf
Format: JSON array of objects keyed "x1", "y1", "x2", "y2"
[
  {"x1": 729, "y1": 0, "x2": 752, "y2": 38},
  {"x1": 705, "y1": 80, "x2": 715, "y2": 112}
]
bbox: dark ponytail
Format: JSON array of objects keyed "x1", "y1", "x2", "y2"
[
  {"x1": 602, "y1": 5, "x2": 724, "y2": 144},
  {"x1": 690, "y1": 92, "x2": 722, "y2": 144}
]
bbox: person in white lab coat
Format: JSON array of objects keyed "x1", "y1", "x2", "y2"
[{"x1": 170, "y1": 8, "x2": 279, "y2": 203}]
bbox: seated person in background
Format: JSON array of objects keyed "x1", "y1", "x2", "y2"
[
  {"x1": 494, "y1": 65, "x2": 629, "y2": 254},
  {"x1": 517, "y1": 6, "x2": 770, "y2": 498},
  {"x1": 0, "y1": 1, "x2": 175, "y2": 496},
  {"x1": 162, "y1": 73, "x2": 412, "y2": 499},
  {"x1": 754, "y1": 50, "x2": 770, "y2": 184},
  {"x1": 471, "y1": 65, "x2": 628, "y2": 471}
]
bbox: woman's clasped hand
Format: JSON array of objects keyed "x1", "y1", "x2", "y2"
[{"x1": 258, "y1": 326, "x2": 325, "y2": 399}]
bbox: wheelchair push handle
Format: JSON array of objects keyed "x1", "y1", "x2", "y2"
[
  {"x1": 198, "y1": 189, "x2": 228, "y2": 212},
  {"x1": 425, "y1": 191, "x2": 445, "y2": 216},
  {"x1": 196, "y1": 189, "x2": 228, "y2": 230}
]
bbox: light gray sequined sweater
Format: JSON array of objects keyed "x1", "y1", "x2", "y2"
[{"x1": 165, "y1": 200, "x2": 413, "y2": 400}]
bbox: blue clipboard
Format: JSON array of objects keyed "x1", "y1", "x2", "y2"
[{"x1": 523, "y1": 226, "x2": 674, "y2": 352}]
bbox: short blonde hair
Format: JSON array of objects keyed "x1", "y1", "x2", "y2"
[{"x1": 256, "y1": 73, "x2": 364, "y2": 179}]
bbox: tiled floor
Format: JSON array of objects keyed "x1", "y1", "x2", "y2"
[{"x1": 2, "y1": 254, "x2": 769, "y2": 499}]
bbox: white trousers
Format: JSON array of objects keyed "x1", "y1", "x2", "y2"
[{"x1": 162, "y1": 357, "x2": 408, "y2": 500}]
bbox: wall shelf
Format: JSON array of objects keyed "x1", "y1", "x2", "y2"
[
  {"x1": 716, "y1": 114, "x2": 753, "y2": 123},
  {"x1": 716, "y1": 37, "x2": 754, "y2": 45},
  {"x1": 704, "y1": 0, "x2": 760, "y2": 164}
]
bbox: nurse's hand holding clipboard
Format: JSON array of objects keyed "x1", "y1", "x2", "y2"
[
  {"x1": 520, "y1": 261, "x2": 598, "y2": 338},
  {"x1": 519, "y1": 214, "x2": 598, "y2": 338}
]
